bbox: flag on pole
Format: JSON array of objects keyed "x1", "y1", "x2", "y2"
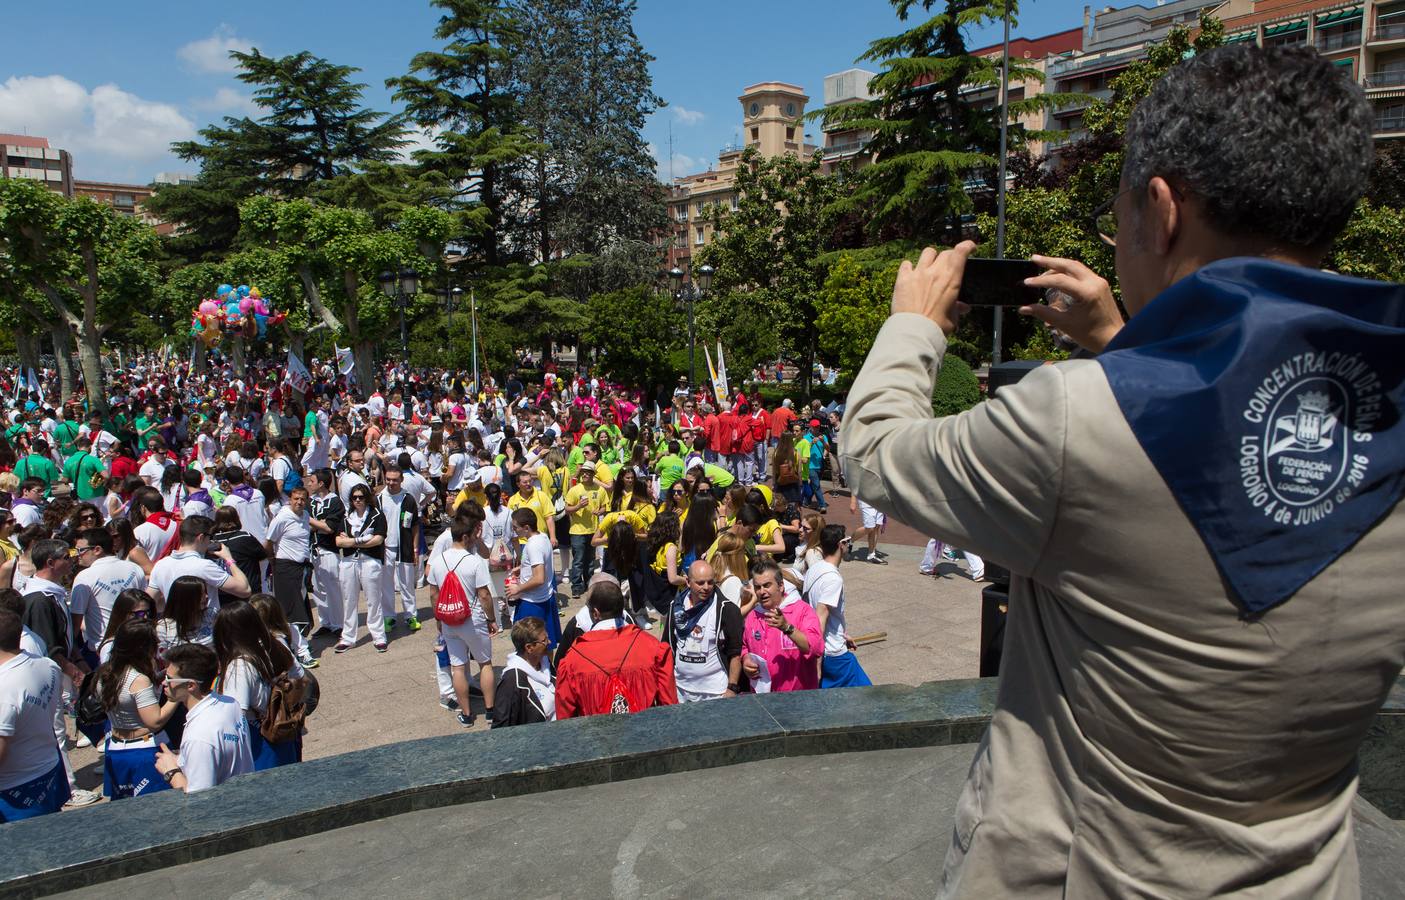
[
  {"x1": 285, "y1": 349, "x2": 312, "y2": 393},
  {"x1": 336, "y1": 346, "x2": 356, "y2": 381},
  {"x1": 715, "y1": 340, "x2": 729, "y2": 400}
]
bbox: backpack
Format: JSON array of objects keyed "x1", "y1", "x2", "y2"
[
  {"x1": 434, "y1": 556, "x2": 472, "y2": 626},
  {"x1": 776, "y1": 457, "x2": 800, "y2": 486},
  {"x1": 282, "y1": 462, "x2": 303, "y2": 493},
  {"x1": 573, "y1": 628, "x2": 645, "y2": 715},
  {"x1": 261, "y1": 671, "x2": 312, "y2": 743}
]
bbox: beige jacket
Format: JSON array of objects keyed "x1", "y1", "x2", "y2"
[{"x1": 842, "y1": 313, "x2": 1405, "y2": 899}]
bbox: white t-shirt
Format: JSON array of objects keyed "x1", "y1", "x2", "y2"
[
  {"x1": 0, "y1": 653, "x2": 63, "y2": 790},
  {"x1": 11, "y1": 502, "x2": 42, "y2": 530},
  {"x1": 149, "y1": 551, "x2": 231, "y2": 610},
  {"x1": 222, "y1": 490, "x2": 267, "y2": 542},
  {"x1": 802, "y1": 559, "x2": 848, "y2": 657},
  {"x1": 338, "y1": 470, "x2": 368, "y2": 507},
  {"x1": 265, "y1": 507, "x2": 312, "y2": 562},
  {"x1": 483, "y1": 506, "x2": 513, "y2": 559},
  {"x1": 196, "y1": 433, "x2": 219, "y2": 468},
  {"x1": 222, "y1": 656, "x2": 271, "y2": 716},
  {"x1": 402, "y1": 470, "x2": 436, "y2": 509},
  {"x1": 268, "y1": 456, "x2": 293, "y2": 491},
  {"x1": 518, "y1": 533, "x2": 555, "y2": 604},
  {"x1": 70, "y1": 555, "x2": 147, "y2": 650},
  {"x1": 179, "y1": 692, "x2": 253, "y2": 793},
  {"x1": 379, "y1": 490, "x2": 408, "y2": 550},
  {"x1": 328, "y1": 433, "x2": 348, "y2": 464},
  {"x1": 20, "y1": 626, "x2": 46, "y2": 658},
  {"x1": 445, "y1": 452, "x2": 468, "y2": 491},
  {"x1": 133, "y1": 519, "x2": 178, "y2": 562},
  {"x1": 427, "y1": 547, "x2": 491, "y2": 625},
  {"x1": 139, "y1": 456, "x2": 167, "y2": 487}
]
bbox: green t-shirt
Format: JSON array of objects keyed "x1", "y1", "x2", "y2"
[
  {"x1": 703, "y1": 462, "x2": 735, "y2": 489},
  {"x1": 656, "y1": 454, "x2": 685, "y2": 490},
  {"x1": 304, "y1": 410, "x2": 318, "y2": 439},
  {"x1": 62, "y1": 451, "x2": 108, "y2": 501},
  {"x1": 14, "y1": 453, "x2": 59, "y2": 495},
  {"x1": 52, "y1": 421, "x2": 81, "y2": 459},
  {"x1": 134, "y1": 415, "x2": 156, "y2": 449},
  {"x1": 4, "y1": 423, "x2": 28, "y2": 444}
]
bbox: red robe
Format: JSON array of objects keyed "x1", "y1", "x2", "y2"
[{"x1": 555, "y1": 626, "x2": 678, "y2": 718}]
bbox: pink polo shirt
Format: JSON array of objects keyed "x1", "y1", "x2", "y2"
[{"x1": 742, "y1": 598, "x2": 823, "y2": 692}]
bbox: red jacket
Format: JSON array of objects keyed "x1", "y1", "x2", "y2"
[
  {"x1": 703, "y1": 413, "x2": 720, "y2": 452},
  {"x1": 715, "y1": 411, "x2": 740, "y2": 454},
  {"x1": 749, "y1": 409, "x2": 770, "y2": 441},
  {"x1": 556, "y1": 626, "x2": 678, "y2": 718}
]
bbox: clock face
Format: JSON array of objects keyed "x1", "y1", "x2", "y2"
[
  {"x1": 786, "y1": 102, "x2": 796, "y2": 116},
  {"x1": 749, "y1": 102, "x2": 759, "y2": 117}
]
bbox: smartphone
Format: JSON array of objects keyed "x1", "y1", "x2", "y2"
[{"x1": 957, "y1": 258, "x2": 1044, "y2": 306}]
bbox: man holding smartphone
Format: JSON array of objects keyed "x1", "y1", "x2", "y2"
[{"x1": 842, "y1": 47, "x2": 1403, "y2": 897}]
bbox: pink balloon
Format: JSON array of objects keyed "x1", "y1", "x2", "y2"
[
  {"x1": 239, "y1": 297, "x2": 254, "y2": 314},
  {"x1": 253, "y1": 299, "x2": 270, "y2": 316},
  {"x1": 198, "y1": 299, "x2": 219, "y2": 314}
]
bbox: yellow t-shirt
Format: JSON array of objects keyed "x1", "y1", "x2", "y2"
[
  {"x1": 755, "y1": 518, "x2": 780, "y2": 549},
  {"x1": 651, "y1": 542, "x2": 677, "y2": 575},
  {"x1": 453, "y1": 485, "x2": 486, "y2": 511},
  {"x1": 596, "y1": 510, "x2": 647, "y2": 543},
  {"x1": 565, "y1": 482, "x2": 606, "y2": 535},
  {"x1": 508, "y1": 488, "x2": 555, "y2": 535},
  {"x1": 625, "y1": 497, "x2": 657, "y2": 529}
]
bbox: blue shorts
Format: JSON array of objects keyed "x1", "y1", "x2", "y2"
[
  {"x1": 513, "y1": 598, "x2": 563, "y2": 648},
  {"x1": 820, "y1": 652, "x2": 872, "y2": 689},
  {"x1": 103, "y1": 734, "x2": 171, "y2": 800},
  {"x1": 249, "y1": 726, "x2": 302, "y2": 771},
  {"x1": 0, "y1": 757, "x2": 70, "y2": 823}
]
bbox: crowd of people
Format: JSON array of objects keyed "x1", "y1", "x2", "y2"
[{"x1": 0, "y1": 353, "x2": 918, "y2": 822}]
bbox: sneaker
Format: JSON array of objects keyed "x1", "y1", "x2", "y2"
[
  {"x1": 869, "y1": 555, "x2": 888, "y2": 565},
  {"x1": 74, "y1": 733, "x2": 93, "y2": 749},
  {"x1": 374, "y1": 642, "x2": 388, "y2": 653},
  {"x1": 301, "y1": 655, "x2": 320, "y2": 669},
  {"x1": 333, "y1": 642, "x2": 353, "y2": 654},
  {"x1": 384, "y1": 618, "x2": 397, "y2": 633},
  {"x1": 439, "y1": 696, "x2": 460, "y2": 712},
  {"x1": 66, "y1": 788, "x2": 102, "y2": 808},
  {"x1": 312, "y1": 626, "x2": 336, "y2": 638},
  {"x1": 874, "y1": 549, "x2": 889, "y2": 560},
  {"x1": 406, "y1": 616, "x2": 422, "y2": 632},
  {"x1": 456, "y1": 712, "x2": 474, "y2": 728}
]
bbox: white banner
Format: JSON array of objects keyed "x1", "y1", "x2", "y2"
[
  {"x1": 335, "y1": 346, "x2": 356, "y2": 380},
  {"x1": 285, "y1": 349, "x2": 312, "y2": 393}
]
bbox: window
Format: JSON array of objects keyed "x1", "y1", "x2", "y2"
[
  {"x1": 113, "y1": 193, "x2": 135, "y2": 207},
  {"x1": 750, "y1": 127, "x2": 759, "y2": 143},
  {"x1": 730, "y1": 196, "x2": 738, "y2": 211},
  {"x1": 786, "y1": 127, "x2": 795, "y2": 141},
  {"x1": 695, "y1": 227, "x2": 705, "y2": 246},
  {"x1": 696, "y1": 202, "x2": 705, "y2": 215}
]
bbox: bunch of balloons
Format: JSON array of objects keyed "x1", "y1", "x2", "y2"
[{"x1": 189, "y1": 284, "x2": 287, "y2": 347}]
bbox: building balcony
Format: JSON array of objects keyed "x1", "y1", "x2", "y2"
[
  {"x1": 1364, "y1": 70, "x2": 1405, "y2": 88},
  {"x1": 1369, "y1": 21, "x2": 1405, "y2": 43},
  {"x1": 1316, "y1": 30, "x2": 1362, "y2": 51},
  {"x1": 1046, "y1": 47, "x2": 1145, "y2": 80},
  {"x1": 823, "y1": 139, "x2": 872, "y2": 158},
  {"x1": 1376, "y1": 113, "x2": 1405, "y2": 135}
]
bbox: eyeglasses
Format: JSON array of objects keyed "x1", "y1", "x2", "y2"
[
  {"x1": 351, "y1": 494, "x2": 369, "y2": 503},
  {"x1": 73, "y1": 545, "x2": 100, "y2": 556},
  {"x1": 131, "y1": 609, "x2": 151, "y2": 619},
  {"x1": 164, "y1": 676, "x2": 197, "y2": 688},
  {"x1": 1091, "y1": 183, "x2": 1182, "y2": 248}
]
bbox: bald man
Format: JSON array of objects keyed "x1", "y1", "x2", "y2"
[{"x1": 662, "y1": 560, "x2": 744, "y2": 702}]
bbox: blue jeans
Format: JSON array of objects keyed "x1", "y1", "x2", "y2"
[
  {"x1": 570, "y1": 533, "x2": 595, "y2": 593},
  {"x1": 803, "y1": 470, "x2": 825, "y2": 509}
]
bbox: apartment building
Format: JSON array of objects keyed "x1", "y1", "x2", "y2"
[
  {"x1": 664, "y1": 82, "x2": 817, "y2": 273},
  {"x1": 1, "y1": 134, "x2": 73, "y2": 197},
  {"x1": 72, "y1": 180, "x2": 177, "y2": 235}
]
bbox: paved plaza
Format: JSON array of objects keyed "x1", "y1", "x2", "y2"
[{"x1": 63, "y1": 487, "x2": 987, "y2": 783}]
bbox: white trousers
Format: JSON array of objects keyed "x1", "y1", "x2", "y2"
[
  {"x1": 380, "y1": 556, "x2": 418, "y2": 618},
  {"x1": 311, "y1": 551, "x2": 345, "y2": 631},
  {"x1": 338, "y1": 555, "x2": 387, "y2": 643}
]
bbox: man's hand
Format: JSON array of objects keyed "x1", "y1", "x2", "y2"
[
  {"x1": 891, "y1": 241, "x2": 977, "y2": 335},
  {"x1": 1021, "y1": 255, "x2": 1124, "y2": 353},
  {"x1": 764, "y1": 609, "x2": 786, "y2": 631},
  {"x1": 741, "y1": 655, "x2": 760, "y2": 678},
  {"x1": 155, "y1": 743, "x2": 179, "y2": 775}
]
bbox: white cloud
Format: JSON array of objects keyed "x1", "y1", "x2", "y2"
[
  {"x1": 0, "y1": 74, "x2": 196, "y2": 179},
  {"x1": 191, "y1": 87, "x2": 259, "y2": 116},
  {"x1": 396, "y1": 124, "x2": 441, "y2": 163},
  {"x1": 177, "y1": 25, "x2": 254, "y2": 75},
  {"x1": 671, "y1": 104, "x2": 705, "y2": 126},
  {"x1": 647, "y1": 142, "x2": 706, "y2": 182}
]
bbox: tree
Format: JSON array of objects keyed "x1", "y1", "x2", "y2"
[
  {"x1": 388, "y1": 0, "x2": 541, "y2": 267},
  {"x1": 148, "y1": 49, "x2": 408, "y2": 260},
  {"x1": 505, "y1": 0, "x2": 666, "y2": 288},
  {"x1": 815, "y1": 255, "x2": 899, "y2": 382},
  {"x1": 581, "y1": 285, "x2": 683, "y2": 386},
  {"x1": 815, "y1": 0, "x2": 1077, "y2": 244},
  {"x1": 1327, "y1": 200, "x2": 1405, "y2": 284},
  {"x1": 475, "y1": 259, "x2": 586, "y2": 361},
  {"x1": 697, "y1": 148, "x2": 845, "y2": 394},
  {"x1": 238, "y1": 197, "x2": 453, "y2": 393},
  {"x1": 0, "y1": 179, "x2": 160, "y2": 411}
]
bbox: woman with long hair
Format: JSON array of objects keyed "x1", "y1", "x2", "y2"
[
  {"x1": 106, "y1": 516, "x2": 154, "y2": 576},
  {"x1": 250, "y1": 593, "x2": 313, "y2": 675},
  {"x1": 710, "y1": 531, "x2": 756, "y2": 615},
  {"x1": 156, "y1": 574, "x2": 214, "y2": 650},
  {"x1": 722, "y1": 485, "x2": 749, "y2": 526},
  {"x1": 258, "y1": 476, "x2": 283, "y2": 521},
  {"x1": 97, "y1": 588, "x2": 155, "y2": 664},
  {"x1": 214, "y1": 601, "x2": 299, "y2": 769},
  {"x1": 212, "y1": 506, "x2": 267, "y2": 598},
  {"x1": 94, "y1": 619, "x2": 180, "y2": 799},
  {"x1": 679, "y1": 494, "x2": 718, "y2": 572},
  {"x1": 482, "y1": 482, "x2": 514, "y2": 628},
  {"x1": 160, "y1": 463, "x2": 184, "y2": 513},
  {"x1": 771, "y1": 432, "x2": 803, "y2": 504},
  {"x1": 500, "y1": 438, "x2": 526, "y2": 494},
  {"x1": 785, "y1": 512, "x2": 828, "y2": 588}
]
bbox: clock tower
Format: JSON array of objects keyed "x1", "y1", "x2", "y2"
[{"x1": 738, "y1": 82, "x2": 809, "y2": 159}]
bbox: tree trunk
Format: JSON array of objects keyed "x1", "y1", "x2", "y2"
[
  {"x1": 47, "y1": 322, "x2": 76, "y2": 402},
  {"x1": 15, "y1": 329, "x2": 41, "y2": 383},
  {"x1": 353, "y1": 341, "x2": 375, "y2": 396},
  {"x1": 192, "y1": 341, "x2": 207, "y2": 375},
  {"x1": 230, "y1": 337, "x2": 247, "y2": 377},
  {"x1": 289, "y1": 332, "x2": 306, "y2": 368},
  {"x1": 74, "y1": 330, "x2": 106, "y2": 414}
]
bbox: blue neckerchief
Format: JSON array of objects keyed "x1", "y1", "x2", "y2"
[
  {"x1": 1098, "y1": 257, "x2": 1405, "y2": 615},
  {"x1": 671, "y1": 589, "x2": 715, "y2": 644}
]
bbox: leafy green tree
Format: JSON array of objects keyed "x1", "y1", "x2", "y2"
[
  {"x1": 815, "y1": 0, "x2": 1078, "y2": 244},
  {"x1": 581, "y1": 285, "x2": 683, "y2": 387},
  {"x1": 1327, "y1": 200, "x2": 1405, "y2": 284},
  {"x1": 238, "y1": 197, "x2": 453, "y2": 392},
  {"x1": 815, "y1": 255, "x2": 898, "y2": 382},
  {"x1": 389, "y1": 0, "x2": 541, "y2": 266},
  {"x1": 931, "y1": 354, "x2": 980, "y2": 415},
  {"x1": 475, "y1": 259, "x2": 585, "y2": 360},
  {"x1": 505, "y1": 0, "x2": 666, "y2": 290},
  {"x1": 0, "y1": 179, "x2": 160, "y2": 411},
  {"x1": 698, "y1": 148, "x2": 845, "y2": 394},
  {"x1": 149, "y1": 49, "x2": 407, "y2": 260}
]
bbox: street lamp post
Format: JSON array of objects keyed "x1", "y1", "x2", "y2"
[
  {"x1": 668, "y1": 264, "x2": 712, "y2": 389},
  {"x1": 378, "y1": 268, "x2": 420, "y2": 362},
  {"x1": 993, "y1": 0, "x2": 1012, "y2": 366}
]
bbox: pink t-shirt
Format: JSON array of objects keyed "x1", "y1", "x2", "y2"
[{"x1": 742, "y1": 598, "x2": 823, "y2": 692}]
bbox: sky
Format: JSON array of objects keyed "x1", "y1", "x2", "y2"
[{"x1": 0, "y1": 0, "x2": 1086, "y2": 185}]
